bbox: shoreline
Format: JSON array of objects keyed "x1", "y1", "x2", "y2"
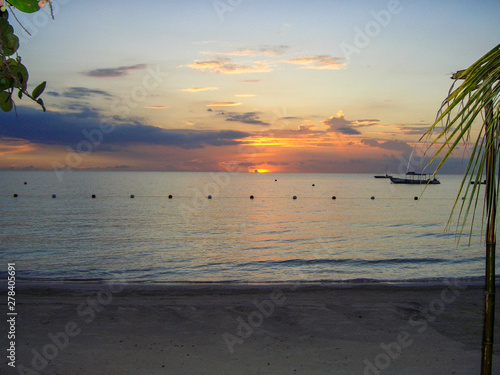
[
  {"x1": 2, "y1": 281, "x2": 500, "y2": 374},
  {"x1": 1, "y1": 274, "x2": 494, "y2": 290}
]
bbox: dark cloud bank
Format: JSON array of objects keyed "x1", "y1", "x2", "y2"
[{"x1": 0, "y1": 107, "x2": 249, "y2": 149}]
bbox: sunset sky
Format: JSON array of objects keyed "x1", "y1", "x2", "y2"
[{"x1": 1, "y1": 0, "x2": 499, "y2": 173}]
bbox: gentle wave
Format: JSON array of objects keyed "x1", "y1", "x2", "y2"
[
  {"x1": 238, "y1": 257, "x2": 480, "y2": 267},
  {"x1": 1, "y1": 275, "x2": 495, "y2": 289}
]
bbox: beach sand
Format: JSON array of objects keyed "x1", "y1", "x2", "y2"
[{"x1": 2, "y1": 281, "x2": 500, "y2": 375}]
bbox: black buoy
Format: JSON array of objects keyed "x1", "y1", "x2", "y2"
[
  {"x1": 91, "y1": 194, "x2": 96, "y2": 199},
  {"x1": 208, "y1": 195, "x2": 212, "y2": 199},
  {"x1": 332, "y1": 196, "x2": 337, "y2": 200},
  {"x1": 371, "y1": 196, "x2": 375, "y2": 200},
  {"x1": 23, "y1": 182, "x2": 27, "y2": 185},
  {"x1": 312, "y1": 184, "x2": 315, "y2": 187},
  {"x1": 13, "y1": 194, "x2": 18, "y2": 198},
  {"x1": 414, "y1": 196, "x2": 419, "y2": 201},
  {"x1": 275, "y1": 179, "x2": 277, "y2": 182},
  {"x1": 52, "y1": 194, "x2": 57, "y2": 199},
  {"x1": 168, "y1": 195, "x2": 173, "y2": 199},
  {"x1": 293, "y1": 195, "x2": 297, "y2": 200},
  {"x1": 250, "y1": 195, "x2": 254, "y2": 199},
  {"x1": 130, "y1": 194, "x2": 135, "y2": 199}
]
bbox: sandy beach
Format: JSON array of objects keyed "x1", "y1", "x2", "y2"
[{"x1": 2, "y1": 281, "x2": 500, "y2": 375}]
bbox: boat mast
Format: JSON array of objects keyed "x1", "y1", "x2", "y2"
[{"x1": 406, "y1": 149, "x2": 415, "y2": 173}]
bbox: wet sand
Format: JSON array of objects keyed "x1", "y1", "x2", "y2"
[{"x1": 1, "y1": 280, "x2": 499, "y2": 375}]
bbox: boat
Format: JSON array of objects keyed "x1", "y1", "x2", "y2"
[
  {"x1": 374, "y1": 173, "x2": 392, "y2": 179},
  {"x1": 390, "y1": 172, "x2": 440, "y2": 185},
  {"x1": 374, "y1": 167, "x2": 392, "y2": 179}
]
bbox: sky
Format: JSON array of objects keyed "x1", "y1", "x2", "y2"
[{"x1": 1, "y1": 0, "x2": 499, "y2": 173}]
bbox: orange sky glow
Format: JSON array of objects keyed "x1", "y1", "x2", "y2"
[{"x1": 0, "y1": 1, "x2": 498, "y2": 174}]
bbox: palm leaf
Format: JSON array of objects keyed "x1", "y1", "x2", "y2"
[
  {"x1": 421, "y1": 43, "x2": 499, "y2": 375},
  {"x1": 422, "y1": 43, "x2": 500, "y2": 240}
]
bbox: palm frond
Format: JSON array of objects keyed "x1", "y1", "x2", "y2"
[{"x1": 422, "y1": 43, "x2": 500, "y2": 241}]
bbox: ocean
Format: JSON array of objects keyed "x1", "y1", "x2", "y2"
[{"x1": 0, "y1": 171, "x2": 492, "y2": 284}]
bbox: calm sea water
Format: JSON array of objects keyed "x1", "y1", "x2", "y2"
[{"x1": 0, "y1": 171, "x2": 493, "y2": 284}]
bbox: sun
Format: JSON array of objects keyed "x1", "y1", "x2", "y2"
[{"x1": 252, "y1": 168, "x2": 271, "y2": 173}]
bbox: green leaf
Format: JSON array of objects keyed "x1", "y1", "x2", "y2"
[
  {"x1": 32, "y1": 81, "x2": 45, "y2": 99},
  {"x1": 36, "y1": 97, "x2": 46, "y2": 111},
  {"x1": 0, "y1": 77, "x2": 13, "y2": 91},
  {"x1": 17, "y1": 89, "x2": 22, "y2": 99},
  {"x1": 0, "y1": 91, "x2": 13, "y2": 112},
  {"x1": 7, "y1": 0, "x2": 40, "y2": 13},
  {"x1": 0, "y1": 20, "x2": 19, "y2": 55},
  {"x1": 3, "y1": 32, "x2": 20, "y2": 56},
  {"x1": 7, "y1": 59, "x2": 29, "y2": 89}
]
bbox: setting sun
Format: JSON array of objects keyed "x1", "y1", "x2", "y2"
[{"x1": 0, "y1": 1, "x2": 496, "y2": 177}]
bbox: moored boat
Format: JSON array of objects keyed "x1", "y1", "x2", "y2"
[
  {"x1": 374, "y1": 173, "x2": 392, "y2": 179},
  {"x1": 390, "y1": 172, "x2": 440, "y2": 184},
  {"x1": 374, "y1": 167, "x2": 392, "y2": 179}
]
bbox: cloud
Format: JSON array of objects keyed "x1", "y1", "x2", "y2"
[
  {"x1": 185, "y1": 58, "x2": 273, "y2": 74},
  {"x1": 145, "y1": 106, "x2": 170, "y2": 109},
  {"x1": 391, "y1": 123, "x2": 431, "y2": 136},
  {"x1": 235, "y1": 94, "x2": 256, "y2": 97},
  {"x1": 181, "y1": 87, "x2": 219, "y2": 93},
  {"x1": 297, "y1": 124, "x2": 317, "y2": 132},
  {"x1": 266, "y1": 161, "x2": 290, "y2": 166},
  {"x1": 187, "y1": 48, "x2": 344, "y2": 76},
  {"x1": 63, "y1": 103, "x2": 103, "y2": 119},
  {"x1": 361, "y1": 138, "x2": 413, "y2": 153},
  {"x1": 221, "y1": 112, "x2": 270, "y2": 126},
  {"x1": 360, "y1": 139, "x2": 379, "y2": 147},
  {"x1": 0, "y1": 165, "x2": 39, "y2": 171},
  {"x1": 322, "y1": 111, "x2": 350, "y2": 131},
  {"x1": 352, "y1": 119, "x2": 380, "y2": 127},
  {"x1": 47, "y1": 87, "x2": 113, "y2": 99},
  {"x1": 285, "y1": 55, "x2": 346, "y2": 70},
  {"x1": 322, "y1": 110, "x2": 362, "y2": 135},
  {"x1": 0, "y1": 107, "x2": 250, "y2": 150},
  {"x1": 206, "y1": 102, "x2": 242, "y2": 107},
  {"x1": 320, "y1": 111, "x2": 379, "y2": 135},
  {"x1": 336, "y1": 127, "x2": 362, "y2": 135},
  {"x1": 0, "y1": 138, "x2": 35, "y2": 155},
  {"x1": 235, "y1": 162, "x2": 259, "y2": 167},
  {"x1": 76, "y1": 165, "x2": 133, "y2": 171},
  {"x1": 84, "y1": 64, "x2": 147, "y2": 78}
]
